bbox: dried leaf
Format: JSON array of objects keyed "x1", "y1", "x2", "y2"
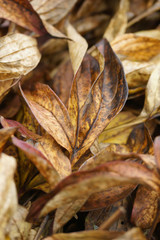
[
  {"x1": 0, "y1": 153, "x2": 17, "y2": 239},
  {"x1": 0, "y1": 0, "x2": 47, "y2": 35},
  {"x1": 131, "y1": 186, "x2": 159, "y2": 228},
  {"x1": 27, "y1": 161, "x2": 159, "y2": 221},
  {"x1": 112, "y1": 34, "x2": 160, "y2": 61},
  {"x1": 154, "y1": 136, "x2": 160, "y2": 169},
  {"x1": 69, "y1": 39, "x2": 128, "y2": 165},
  {"x1": 37, "y1": 133, "x2": 71, "y2": 179},
  {"x1": 1, "y1": 116, "x2": 40, "y2": 141},
  {"x1": 114, "y1": 227, "x2": 147, "y2": 240},
  {"x1": 81, "y1": 184, "x2": 135, "y2": 211},
  {"x1": 0, "y1": 33, "x2": 41, "y2": 80},
  {"x1": 31, "y1": 0, "x2": 78, "y2": 25},
  {"x1": 0, "y1": 127, "x2": 16, "y2": 152},
  {"x1": 44, "y1": 230, "x2": 122, "y2": 240},
  {"x1": 66, "y1": 22, "x2": 88, "y2": 74},
  {"x1": 12, "y1": 136, "x2": 60, "y2": 188},
  {"x1": 53, "y1": 198, "x2": 87, "y2": 232},
  {"x1": 140, "y1": 63, "x2": 160, "y2": 118},
  {"x1": 103, "y1": 0, "x2": 129, "y2": 42},
  {"x1": 20, "y1": 83, "x2": 74, "y2": 153}
]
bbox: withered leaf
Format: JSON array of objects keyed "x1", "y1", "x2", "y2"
[
  {"x1": 0, "y1": 127, "x2": 16, "y2": 152},
  {"x1": 131, "y1": 185, "x2": 159, "y2": 229},
  {"x1": 112, "y1": 34, "x2": 160, "y2": 61},
  {"x1": 31, "y1": 0, "x2": 78, "y2": 25},
  {"x1": 1, "y1": 116, "x2": 40, "y2": 141},
  {"x1": 154, "y1": 136, "x2": 160, "y2": 169},
  {"x1": 0, "y1": 0, "x2": 47, "y2": 35},
  {"x1": 20, "y1": 83, "x2": 74, "y2": 153},
  {"x1": 103, "y1": 0, "x2": 129, "y2": 42},
  {"x1": 37, "y1": 133, "x2": 71, "y2": 179},
  {"x1": 140, "y1": 63, "x2": 160, "y2": 118},
  {"x1": 12, "y1": 136, "x2": 60, "y2": 188},
  {"x1": 43, "y1": 230, "x2": 122, "y2": 240},
  {"x1": 69, "y1": 39, "x2": 128, "y2": 165},
  {"x1": 27, "y1": 161, "x2": 159, "y2": 221},
  {"x1": 0, "y1": 33, "x2": 41, "y2": 80},
  {"x1": 21, "y1": 39, "x2": 128, "y2": 166},
  {"x1": 66, "y1": 22, "x2": 88, "y2": 74},
  {"x1": 0, "y1": 153, "x2": 17, "y2": 239},
  {"x1": 53, "y1": 198, "x2": 87, "y2": 232},
  {"x1": 81, "y1": 184, "x2": 135, "y2": 211}
]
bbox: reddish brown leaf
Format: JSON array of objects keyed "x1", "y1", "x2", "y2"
[
  {"x1": 1, "y1": 116, "x2": 40, "y2": 141},
  {"x1": 131, "y1": 185, "x2": 159, "y2": 229},
  {"x1": 12, "y1": 136, "x2": 60, "y2": 188},
  {"x1": 27, "y1": 161, "x2": 159, "y2": 221},
  {"x1": 0, "y1": 0, "x2": 47, "y2": 35}
]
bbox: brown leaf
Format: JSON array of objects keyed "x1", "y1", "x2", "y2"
[
  {"x1": 0, "y1": 0, "x2": 47, "y2": 35},
  {"x1": 114, "y1": 227, "x2": 147, "y2": 240},
  {"x1": 112, "y1": 34, "x2": 160, "y2": 61},
  {"x1": 154, "y1": 136, "x2": 160, "y2": 169},
  {"x1": 0, "y1": 127, "x2": 16, "y2": 152},
  {"x1": 27, "y1": 161, "x2": 159, "y2": 221},
  {"x1": 131, "y1": 185, "x2": 159, "y2": 229},
  {"x1": 81, "y1": 184, "x2": 135, "y2": 211},
  {"x1": 12, "y1": 136, "x2": 60, "y2": 188},
  {"x1": 53, "y1": 198, "x2": 87, "y2": 232},
  {"x1": 20, "y1": 82, "x2": 74, "y2": 153},
  {"x1": 70, "y1": 38, "x2": 128, "y2": 165},
  {"x1": 37, "y1": 133, "x2": 71, "y2": 179},
  {"x1": 44, "y1": 230, "x2": 122, "y2": 240},
  {"x1": 1, "y1": 116, "x2": 40, "y2": 141}
]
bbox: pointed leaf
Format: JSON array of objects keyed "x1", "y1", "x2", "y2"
[
  {"x1": 20, "y1": 83, "x2": 74, "y2": 153},
  {"x1": 66, "y1": 22, "x2": 88, "y2": 74},
  {"x1": 0, "y1": 127, "x2": 16, "y2": 152}
]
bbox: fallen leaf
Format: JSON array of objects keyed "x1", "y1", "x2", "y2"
[
  {"x1": 20, "y1": 82, "x2": 74, "y2": 153},
  {"x1": 12, "y1": 136, "x2": 60, "y2": 189},
  {"x1": 140, "y1": 63, "x2": 160, "y2": 118},
  {"x1": 31, "y1": 0, "x2": 78, "y2": 25},
  {"x1": 112, "y1": 34, "x2": 160, "y2": 61},
  {"x1": 66, "y1": 22, "x2": 88, "y2": 74},
  {"x1": 131, "y1": 185, "x2": 159, "y2": 229},
  {"x1": 37, "y1": 133, "x2": 71, "y2": 179},
  {"x1": 103, "y1": 0, "x2": 129, "y2": 42},
  {"x1": 0, "y1": 127, "x2": 16, "y2": 152},
  {"x1": 0, "y1": 33, "x2": 41, "y2": 80},
  {"x1": 0, "y1": 153, "x2": 17, "y2": 239},
  {"x1": 27, "y1": 161, "x2": 160, "y2": 222},
  {"x1": 0, "y1": 0, "x2": 47, "y2": 35},
  {"x1": 1, "y1": 116, "x2": 40, "y2": 141}
]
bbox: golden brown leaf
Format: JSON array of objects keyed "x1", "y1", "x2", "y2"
[
  {"x1": 37, "y1": 133, "x2": 71, "y2": 179},
  {"x1": 20, "y1": 83, "x2": 74, "y2": 153},
  {"x1": 69, "y1": 39, "x2": 128, "y2": 165},
  {"x1": 112, "y1": 34, "x2": 160, "y2": 61}
]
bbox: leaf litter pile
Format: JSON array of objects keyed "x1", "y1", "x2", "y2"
[{"x1": 0, "y1": 0, "x2": 160, "y2": 239}]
